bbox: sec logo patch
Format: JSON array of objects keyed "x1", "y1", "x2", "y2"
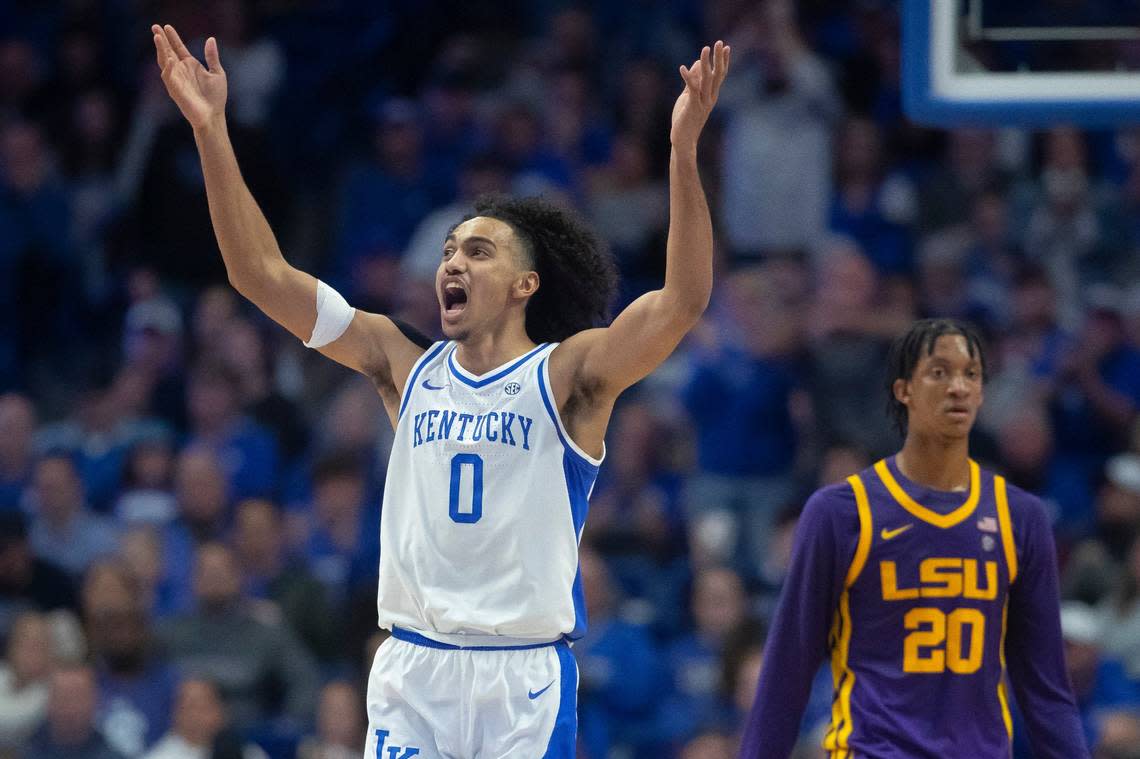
[{"x1": 504, "y1": 381, "x2": 521, "y2": 396}]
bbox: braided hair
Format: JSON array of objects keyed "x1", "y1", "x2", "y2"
[{"x1": 885, "y1": 318, "x2": 988, "y2": 435}]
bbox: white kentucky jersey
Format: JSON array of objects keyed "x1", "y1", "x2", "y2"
[{"x1": 376, "y1": 341, "x2": 603, "y2": 643}]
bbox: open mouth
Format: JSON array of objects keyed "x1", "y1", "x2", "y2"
[{"x1": 442, "y1": 282, "x2": 468, "y2": 315}]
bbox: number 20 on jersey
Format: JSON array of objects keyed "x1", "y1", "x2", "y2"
[{"x1": 880, "y1": 558, "x2": 999, "y2": 675}]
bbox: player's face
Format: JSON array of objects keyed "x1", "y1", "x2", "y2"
[
  {"x1": 895, "y1": 334, "x2": 984, "y2": 440},
  {"x1": 436, "y1": 217, "x2": 537, "y2": 341}
]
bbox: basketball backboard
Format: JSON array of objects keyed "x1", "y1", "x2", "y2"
[{"x1": 903, "y1": 0, "x2": 1140, "y2": 126}]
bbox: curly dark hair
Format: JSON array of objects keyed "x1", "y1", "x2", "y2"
[
  {"x1": 885, "y1": 318, "x2": 988, "y2": 436},
  {"x1": 463, "y1": 194, "x2": 619, "y2": 343}
]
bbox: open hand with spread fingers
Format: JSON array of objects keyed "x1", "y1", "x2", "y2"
[
  {"x1": 671, "y1": 40, "x2": 731, "y2": 151},
  {"x1": 151, "y1": 23, "x2": 227, "y2": 132}
]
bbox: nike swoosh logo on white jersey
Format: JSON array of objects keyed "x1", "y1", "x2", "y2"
[
  {"x1": 421, "y1": 379, "x2": 445, "y2": 390},
  {"x1": 528, "y1": 680, "x2": 555, "y2": 699}
]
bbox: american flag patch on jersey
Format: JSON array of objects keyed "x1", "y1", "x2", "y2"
[{"x1": 977, "y1": 516, "x2": 998, "y2": 533}]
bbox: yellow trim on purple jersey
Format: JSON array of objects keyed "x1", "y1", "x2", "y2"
[
  {"x1": 825, "y1": 603, "x2": 845, "y2": 754},
  {"x1": 846, "y1": 475, "x2": 874, "y2": 586},
  {"x1": 994, "y1": 475, "x2": 1017, "y2": 739},
  {"x1": 873, "y1": 459, "x2": 981, "y2": 529},
  {"x1": 994, "y1": 475, "x2": 1018, "y2": 583},
  {"x1": 823, "y1": 475, "x2": 875, "y2": 758},
  {"x1": 825, "y1": 590, "x2": 856, "y2": 759},
  {"x1": 998, "y1": 599, "x2": 1013, "y2": 739}
]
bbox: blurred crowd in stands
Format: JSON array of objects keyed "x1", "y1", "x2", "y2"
[{"x1": 3, "y1": 1, "x2": 1140, "y2": 757}]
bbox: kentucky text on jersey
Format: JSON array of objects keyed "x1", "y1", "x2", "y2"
[
  {"x1": 377, "y1": 341, "x2": 602, "y2": 644},
  {"x1": 411, "y1": 408, "x2": 534, "y2": 449}
]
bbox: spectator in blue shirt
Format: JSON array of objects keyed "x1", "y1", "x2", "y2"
[
  {"x1": 0, "y1": 121, "x2": 79, "y2": 388},
  {"x1": 682, "y1": 265, "x2": 801, "y2": 575},
  {"x1": 35, "y1": 373, "x2": 142, "y2": 514},
  {"x1": 83, "y1": 561, "x2": 176, "y2": 757},
  {"x1": 122, "y1": 295, "x2": 188, "y2": 435},
  {"x1": 158, "y1": 447, "x2": 230, "y2": 617},
  {"x1": 1047, "y1": 296, "x2": 1140, "y2": 519},
  {"x1": 490, "y1": 101, "x2": 576, "y2": 194},
  {"x1": 660, "y1": 567, "x2": 753, "y2": 744},
  {"x1": 575, "y1": 544, "x2": 666, "y2": 759},
  {"x1": 185, "y1": 359, "x2": 278, "y2": 502},
  {"x1": 27, "y1": 452, "x2": 118, "y2": 577},
  {"x1": 829, "y1": 116, "x2": 914, "y2": 277},
  {"x1": 584, "y1": 400, "x2": 687, "y2": 620},
  {"x1": 113, "y1": 433, "x2": 177, "y2": 527},
  {"x1": 300, "y1": 451, "x2": 379, "y2": 603},
  {"x1": 233, "y1": 499, "x2": 340, "y2": 666},
  {"x1": 1003, "y1": 266, "x2": 1071, "y2": 382},
  {"x1": 332, "y1": 99, "x2": 443, "y2": 299},
  {"x1": 218, "y1": 318, "x2": 309, "y2": 466}
]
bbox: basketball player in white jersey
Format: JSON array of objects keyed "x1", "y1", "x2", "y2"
[{"x1": 153, "y1": 23, "x2": 729, "y2": 757}]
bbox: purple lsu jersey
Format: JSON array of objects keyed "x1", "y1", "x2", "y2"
[
  {"x1": 740, "y1": 457, "x2": 1087, "y2": 759},
  {"x1": 827, "y1": 459, "x2": 1016, "y2": 757}
]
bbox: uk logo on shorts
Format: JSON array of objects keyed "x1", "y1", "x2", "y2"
[
  {"x1": 504, "y1": 381, "x2": 522, "y2": 396},
  {"x1": 375, "y1": 729, "x2": 420, "y2": 758}
]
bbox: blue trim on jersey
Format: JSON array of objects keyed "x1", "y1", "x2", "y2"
[
  {"x1": 537, "y1": 355, "x2": 599, "y2": 640},
  {"x1": 541, "y1": 642, "x2": 578, "y2": 759},
  {"x1": 563, "y1": 451, "x2": 596, "y2": 640},
  {"x1": 446, "y1": 342, "x2": 549, "y2": 388},
  {"x1": 537, "y1": 358, "x2": 601, "y2": 471},
  {"x1": 398, "y1": 341, "x2": 449, "y2": 420},
  {"x1": 569, "y1": 566, "x2": 587, "y2": 641},
  {"x1": 391, "y1": 627, "x2": 561, "y2": 651}
]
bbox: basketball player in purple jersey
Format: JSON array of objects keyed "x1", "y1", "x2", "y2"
[{"x1": 740, "y1": 319, "x2": 1087, "y2": 758}]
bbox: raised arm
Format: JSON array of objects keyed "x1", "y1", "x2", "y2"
[
  {"x1": 551, "y1": 42, "x2": 729, "y2": 403},
  {"x1": 151, "y1": 25, "x2": 423, "y2": 406},
  {"x1": 548, "y1": 42, "x2": 728, "y2": 452}
]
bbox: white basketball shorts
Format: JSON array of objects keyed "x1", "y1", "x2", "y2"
[{"x1": 364, "y1": 627, "x2": 578, "y2": 759}]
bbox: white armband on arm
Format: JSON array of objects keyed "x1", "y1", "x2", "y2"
[{"x1": 303, "y1": 280, "x2": 356, "y2": 349}]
